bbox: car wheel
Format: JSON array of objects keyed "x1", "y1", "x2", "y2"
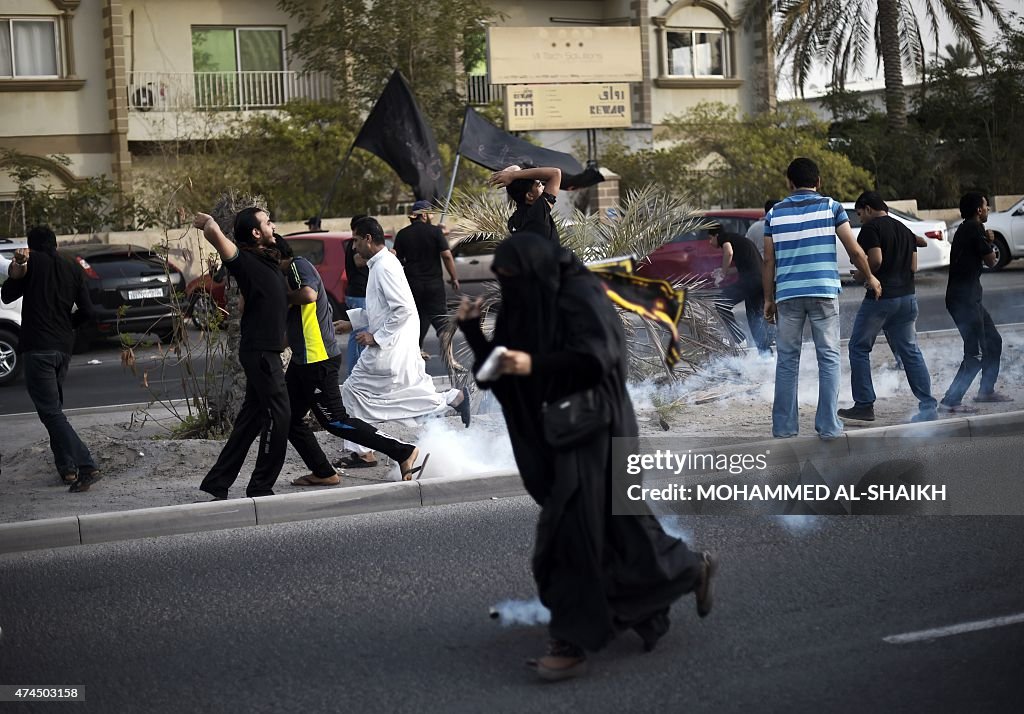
[
  {"x1": 0, "y1": 329, "x2": 21, "y2": 386},
  {"x1": 982, "y1": 234, "x2": 1011, "y2": 272},
  {"x1": 190, "y1": 291, "x2": 221, "y2": 331}
]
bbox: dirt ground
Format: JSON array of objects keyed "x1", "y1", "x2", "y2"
[{"x1": 2, "y1": 326, "x2": 1021, "y2": 524}]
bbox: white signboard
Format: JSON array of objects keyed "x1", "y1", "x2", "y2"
[{"x1": 506, "y1": 83, "x2": 632, "y2": 130}]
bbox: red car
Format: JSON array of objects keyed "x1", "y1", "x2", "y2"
[
  {"x1": 185, "y1": 230, "x2": 370, "y2": 329},
  {"x1": 637, "y1": 209, "x2": 764, "y2": 285}
]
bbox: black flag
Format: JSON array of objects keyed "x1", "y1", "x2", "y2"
[
  {"x1": 353, "y1": 70, "x2": 446, "y2": 201},
  {"x1": 458, "y1": 107, "x2": 604, "y2": 191}
]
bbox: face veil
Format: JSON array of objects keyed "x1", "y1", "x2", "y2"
[{"x1": 491, "y1": 233, "x2": 562, "y2": 356}]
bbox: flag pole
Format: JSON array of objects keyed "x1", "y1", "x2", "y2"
[
  {"x1": 439, "y1": 107, "x2": 470, "y2": 225},
  {"x1": 319, "y1": 141, "x2": 355, "y2": 221}
]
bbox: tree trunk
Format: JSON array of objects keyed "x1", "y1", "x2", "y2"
[{"x1": 877, "y1": 0, "x2": 908, "y2": 130}]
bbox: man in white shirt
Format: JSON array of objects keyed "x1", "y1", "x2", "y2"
[{"x1": 336, "y1": 217, "x2": 470, "y2": 469}]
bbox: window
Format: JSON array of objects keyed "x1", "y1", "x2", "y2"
[
  {"x1": 191, "y1": 26, "x2": 285, "y2": 108},
  {"x1": 0, "y1": 18, "x2": 60, "y2": 78},
  {"x1": 286, "y1": 239, "x2": 324, "y2": 265},
  {"x1": 666, "y1": 29, "x2": 725, "y2": 78}
]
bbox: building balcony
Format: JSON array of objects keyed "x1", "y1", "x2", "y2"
[{"x1": 127, "y1": 70, "x2": 335, "y2": 112}]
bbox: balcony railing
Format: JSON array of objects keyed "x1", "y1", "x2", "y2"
[
  {"x1": 128, "y1": 70, "x2": 335, "y2": 112},
  {"x1": 467, "y1": 74, "x2": 501, "y2": 106}
]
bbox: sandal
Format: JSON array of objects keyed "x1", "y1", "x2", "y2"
[
  {"x1": 334, "y1": 454, "x2": 378, "y2": 469},
  {"x1": 69, "y1": 470, "x2": 102, "y2": 493},
  {"x1": 401, "y1": 453, "x2": 430, "y2": 481},
  {"x1": 291, "y1": 472, "x2": 341, "y2": 487},
  {"x1": 62, "y1": 472, "x2": 79, "y2": 484},
  {"x1": 534, "y1": 639, "x2": 588, "y2": 682}
]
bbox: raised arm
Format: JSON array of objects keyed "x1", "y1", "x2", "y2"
[
  {"x1": 193, "y1": 213, "x2": 238, "y2": 263},
  {"x1": 488, "y1": 165, "x2": 562, "y2": 199}
]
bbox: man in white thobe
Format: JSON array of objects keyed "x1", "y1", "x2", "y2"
[{"x1": 336, "y1": 217, "x2": 470, "y2": 467}]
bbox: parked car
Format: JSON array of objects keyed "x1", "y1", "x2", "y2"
[
  {"x1": 448, "y1": 236, "x2": 500, "y2": 298},
  {"x1": 837, "y1": 204, "x2": 950, "y2": 275},
  {"x1": 949, "y1": 197, "x2": 1024, "y2": 271},
  {"x1": 55, "y1": 244, "x2": 185, "y2": 347},
  {"x1": 637, "y1": 209, "x2": 764, "y2": 285},
  {"x1": 184, "y1": 230, "x2": 393, "y2": 327},
  {"x1": 0, "y1": 238, "x2": 27, "y2": 386}
]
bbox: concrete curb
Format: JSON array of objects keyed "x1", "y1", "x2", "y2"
[{"x1": 1, "y1": 411, "x2": 1021, "y2": 557}]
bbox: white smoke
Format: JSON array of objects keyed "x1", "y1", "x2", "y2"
[
  {"x1": 387, "y1": 415, "x2": 517, "y2": 480},
  {"x1": 489, "y1": 597, "x2": 551, "y2": 627}
]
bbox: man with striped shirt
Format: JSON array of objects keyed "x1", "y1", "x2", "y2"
[{"x1": 763, "y1": 158, "x2": 882, "y2": 439}]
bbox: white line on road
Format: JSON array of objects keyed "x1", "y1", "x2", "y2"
[{"x1": 884, "y1": 612, "x2": 1024, "y2": 644}]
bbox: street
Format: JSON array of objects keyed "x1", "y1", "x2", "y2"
[
  {"x1": 1, "y1": 264, "x2": 1021, "y2": 416},
  {"x1": 0, "y1": 497, "x2": 1021, "y2": 712}
]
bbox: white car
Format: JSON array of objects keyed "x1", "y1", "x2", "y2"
[
  {"x1": 949, "y1": 197, "x2": 1024, "y2": 271},
  {"x1": 837, "y1": 204, "x2": 951, "y2": 275},
  {"x1": 0, "y1": 238, "x2": 26, "y2": 386}
]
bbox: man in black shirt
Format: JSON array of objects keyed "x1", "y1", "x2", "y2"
[
  {"x1": 343, "y1": 214, "x2": 370, "y2": 375},
  {"x1": 193, "y1": 207, "x2": 290, "y2": 499},
  {"x1": 837, "y1": 192, "x2": 937, "y2": 423},
  {"x1": 490, "y1": 164, "x2": 562, "y2": 244},
  {"x1": 1, "y1": 226, "x2": 99, "y2": 491},
  {"x1": 393, "y1": 200, "x2": 459, "y2": 351},
  {"x1": 709, "y1": 225, "x2": 772, "y2": 355},
  {"x1": 939, "y1": 192, "x2": 1009, "y2": 413}
]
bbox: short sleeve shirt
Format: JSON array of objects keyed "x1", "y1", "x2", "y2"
[
  {"x1": 344, "y1": 239, "x2": 368, "y2": 298},
  {"x1": 857, "y1": 215, "x2": 916, "y2": 298},
  {"x1": 717, "y1": 231, "x2": 763, "y2": 280},
  {"x1": 765, "y1": 191, "x2": 848, "y2": 302},
  {"x1": 224, "y1": 248, "x2": 288, "y2": 353},
  {"x1": 393, "y1": 221, "x2": 448, "y2": 286},
  {"x1": 285, "y1": 257, "x2": 341, "y2": 364},
  {"x1": 946, "y1": 219, "x2": 994, "y2": 302}
]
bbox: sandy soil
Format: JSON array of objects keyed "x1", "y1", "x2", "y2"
[{"x1": 2, "y1": 327, "x2": 1021, "y2": 524}]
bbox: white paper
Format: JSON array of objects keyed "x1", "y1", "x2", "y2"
[
  {"x1": 346, "y1": 307, "x2": 369, "y2": 330},
  {"x1": 476, "y1": 345, "x2": 508, "y2": 382}
]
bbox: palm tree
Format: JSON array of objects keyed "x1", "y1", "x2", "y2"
[
  {"x1": 438, "y1": 185, "x2": 739, "y2": 388},
  {"x1": 746, "y1": 0, "x2": 1006, "y2": 130}
]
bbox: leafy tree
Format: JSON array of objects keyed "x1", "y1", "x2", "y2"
[
  {"x1": 599, "y1": 103, "x2": 872, "y2": 207},
  {"x1": 749, "y1": 0, "x2": 1007, "y2": 130}
]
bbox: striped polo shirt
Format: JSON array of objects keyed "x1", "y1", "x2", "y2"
[
  {"x1": 765, "y1": 190, "x2": 849, "y2": 302},
  {"x1": 286, "y1": 257, "x2": 342, "y2": 365}
]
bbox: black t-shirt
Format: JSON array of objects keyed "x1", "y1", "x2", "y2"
[
  {"x1": 224, "y1": 247, "x2": 288, "y2": 352},
  {"x1": 0, "y1": 251, "x2": 92, "y2": 354},
  {"x1": 717, "y1": 231, "x2": 763, "y2": 281},
  {"x1": 393, "y1": 221, "x2": 448, "y2": 286},
  {"x1": 946, "y1": 219, "x2": 993, "y2": 302},
  {"x1": 857, "y1": 215, "x2": 916, "y2": 298},
  {"x1": 508, "y1": 193, "x2": 560, "y2": 244},
  {"x1": 343, "y1": 239, "x2": 368, "y2": 298}
]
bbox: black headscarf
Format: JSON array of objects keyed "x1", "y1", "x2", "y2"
[{"x1": 26, "y1": 225, "x2": 58, "y2": 257}]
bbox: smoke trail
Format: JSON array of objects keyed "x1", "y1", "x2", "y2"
[
  {"x1": 488, "y1": 597, "x2": 551, "y2": 627},
  {"x1": 387, "y1": 417, "x2": 517, "y2": 480}
]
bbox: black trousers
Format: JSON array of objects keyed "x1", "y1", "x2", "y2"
[
  {"x1": 942, "y1": 297, "x2": 1002, "y2": 406},
  {"x1": 286, "y1": 354, "x2": 416, "y2": 472},
  {"x1": 24, "y1": 350, "x2": 97, "y2": 478},
  {"x1": 201, "y1": 350, "x2": 290, "y2": 498},
  {"x1": 409, "y1": 281, "x2": 448, "y2": 347}
]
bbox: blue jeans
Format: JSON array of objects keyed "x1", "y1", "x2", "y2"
[
  {"x1": 24, "y1": 350, "x2": 97, "y2": 477},
  {"x1": 345, "y1": 295, "x2": 367, "y2": 377},
  {"x1": 773, "y1": 297, "x2": 843, "y2": 439},
  {"x1": 942, "y1": 297, "x2": 1002, "y2": 407},
  {"x1": 849, "y1": 295, "x2": 936, "y2": 413}
]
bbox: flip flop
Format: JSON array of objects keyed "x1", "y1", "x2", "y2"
[
  {"x1": 401, "y1": 453, "x2": 430, "y2": 481},
  {"x1": 454, "y1": 387, "x2": 471, "y2": 428},
  {"x1": 291, "y1": 473, "x2": 341, "y2": 487},
  {"x1": 334, "y1": 455, "x2": 378, "y2": 469}
]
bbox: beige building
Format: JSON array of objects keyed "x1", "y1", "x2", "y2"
[{"x1": 1, "y1": 0, "x2": 771, "y2": 212}]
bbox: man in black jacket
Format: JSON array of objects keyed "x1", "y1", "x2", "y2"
[{"x1": 1, "y1": 226, "x2": 99, "y2": 492}]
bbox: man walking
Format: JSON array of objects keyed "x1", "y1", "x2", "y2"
[
  {"x1": 709, "y1": 224, "x2": 772, "y2": 355},
  {"x1": 338, "y1": 217, "x2": 469, "y2": 469},
  {"x1": 1, "y1": 226, "x2": 99, "y2": 492},
  {"x1": 393, "y1": 200, "x2": 459, "y2": 353},
  {"x1": 939, "y1": 192, "x2": 1011, "y2": 412},
  {"x1": 276, "y1": 237, "x2": 425, "y2": 484},
  {"x1": 193, "y1": 208, "x2": 290, "y2": 500},
  {"x1": 837, "y1": 191, "x2": 938, "y2": 423},
  {"x1": 763, "y1": 158, "x2": 881, "y2": 439}
]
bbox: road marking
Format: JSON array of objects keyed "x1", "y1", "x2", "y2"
[{"x1": 884, "y1": 612, "x2": 1024, "y2": 644}]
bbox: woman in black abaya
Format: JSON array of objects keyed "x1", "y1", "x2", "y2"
[{"x1": 456, "y1": 233, "x2": 716, "y2": 681}]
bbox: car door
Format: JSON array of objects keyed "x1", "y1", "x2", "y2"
[{"x1": 1009, "y1": 199, "x2": 1024, "y2": 252}]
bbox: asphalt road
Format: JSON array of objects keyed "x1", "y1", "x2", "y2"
[
  {"x1": 1, "y1": 264, "x2": 1021, "y2": 415},
  {"x1": 0, "y1": 496, "x2": 1022, "y2": 713}
]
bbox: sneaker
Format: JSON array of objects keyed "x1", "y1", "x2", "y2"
[
  {"x1": 974, "y1": 391, "x2": 1014, "y2": 403},
  {"x1": 910, "y1": 410, "x2": 938, "y2": 423},
  {"x1": 534, "y1": 640, "x2": 588, "y2": 682},
  {"x1": 69, "y1": 470, "x2": 102, "y2": 493},
  {"x1": 939, "y1": 403, "x2": 978, "y2": 414},
  {"x1": 837, "y1": 404, "x2": 875, "y2": 421}
]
